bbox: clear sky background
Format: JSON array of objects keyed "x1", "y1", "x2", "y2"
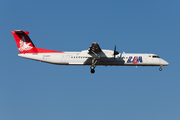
[{"x1": 0, "y1": 0, "x2": 180, "y2": 120}]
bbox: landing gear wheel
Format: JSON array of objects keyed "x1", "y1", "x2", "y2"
[
  {"x1": 159, "y1": 66, "x2": 162, "y2": 71},
  {"x1": 91, "y1": 69, "x2": 95, "y2": 74},
  {"x1": 90, "y1": 66, "x2": 95, "y2": 70}
]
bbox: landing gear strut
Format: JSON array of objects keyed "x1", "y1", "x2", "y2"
[
  {"x1": 159, "y1": 65, "x2": 162, "y2": 71},
  {"x1": 90, "y1": 58, "x2": 97, "y2": 74}
]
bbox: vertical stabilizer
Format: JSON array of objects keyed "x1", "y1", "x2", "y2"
[
  {"x1": 11, "y1": 30, "x2": 38, "y2": 53},
  {"x1": 11, "y1": 30, "x2": 64, "y2": 53}
]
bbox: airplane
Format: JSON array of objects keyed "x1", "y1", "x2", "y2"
[{"x1": 11, "y1": 30, "x2": 169, "y2": 74}]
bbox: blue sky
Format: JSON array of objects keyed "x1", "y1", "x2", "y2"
[{"x1": 0, "y1": 0, "x2": 180, "y2": 120}]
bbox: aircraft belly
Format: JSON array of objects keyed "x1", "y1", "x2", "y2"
[
  {"x1": 18, "y1": 53, "x2": 65, "y2": 64},
  {"x1": 18, "y1": 54, "x2": 43, "y2": 61},
  {"x1": 69, "y1": 59, "x2": 88, "y2": 65}
]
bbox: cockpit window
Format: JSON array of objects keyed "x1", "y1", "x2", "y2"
[{"x1": 152, "y1": 55, "x2": 160, "y2": 58}]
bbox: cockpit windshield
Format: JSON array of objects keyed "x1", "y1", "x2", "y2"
[{"x1": 152, "y1": 55, "x2": 160, "y2": 58}]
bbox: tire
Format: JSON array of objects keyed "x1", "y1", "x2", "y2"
[{"x1": 91, "y1": 69, "x2": 95, "y2": 74}]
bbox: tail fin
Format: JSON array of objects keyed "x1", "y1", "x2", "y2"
[
  {"x1": 11, "y1": 30, "x2": 38, "y2": 53},
  {"x1": 11, "y1": 30, "x2": 64, "y2": 54}
]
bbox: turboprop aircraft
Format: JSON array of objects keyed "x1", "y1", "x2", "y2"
[{"x1": 11, "y1": 30, "x2": 169, "y2": 74}]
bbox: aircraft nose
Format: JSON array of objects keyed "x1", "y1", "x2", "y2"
[
  {"x1": 164, "y1": 61, "x2": 169, "y2": 66},
  {"x1": 162, "y1": 59, "x2": 169, "y2": 66}
]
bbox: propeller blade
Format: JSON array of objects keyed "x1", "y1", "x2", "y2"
[
  {"x1": 113, "y1": 45, "x2": 119, "y2": 60},
  {"x1": 114, "y1": 45, "x2": 116, "y2": 52}
]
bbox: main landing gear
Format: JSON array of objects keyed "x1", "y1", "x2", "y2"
[
  {"x1": 91, "y1": 67, "x2": 95, "y2": 73},
  {"x1": 159, "y1": 65, "x2": 162, "y2": 71},
  {"x1": 90, "y1": 58, "x2": 97, "y2": 74}
]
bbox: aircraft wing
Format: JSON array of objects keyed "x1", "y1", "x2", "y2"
[{"x1": 88, "y1": 43, "x2": 102, "y2": 54}]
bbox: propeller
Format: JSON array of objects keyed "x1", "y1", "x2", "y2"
[{"x1": 113, "y1": 45, "x2": 119, "y2": 60}]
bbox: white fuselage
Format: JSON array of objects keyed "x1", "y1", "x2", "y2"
[{"x1": 18, "y1": 49, "x2": 169, "y2": 66}]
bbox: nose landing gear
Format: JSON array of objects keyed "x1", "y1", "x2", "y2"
[{"x1": 159, "y1": 65, "x2": 162, "y2": 71}]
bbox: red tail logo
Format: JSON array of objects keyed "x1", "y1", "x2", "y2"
[{"x1": 18, "y1": 37, "x2": 33, "y2": 52}]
